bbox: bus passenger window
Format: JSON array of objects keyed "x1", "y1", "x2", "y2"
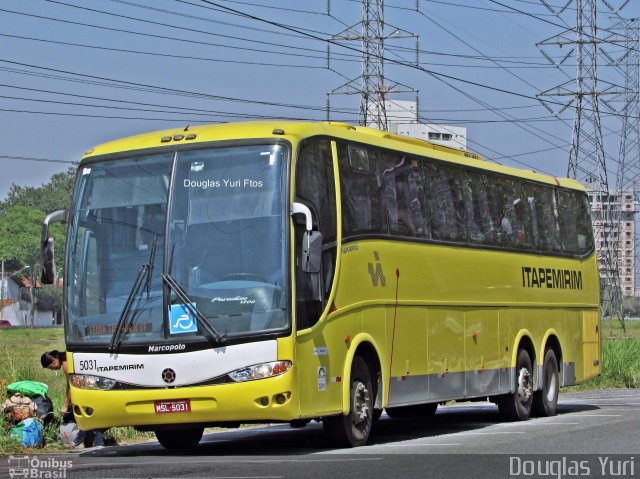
[
  {"x1": 521, "y1": 184, "x2": 538, "y2": 250},
  {"x1": 497, "y1": 178, "x2": 530, "y2": 249},
  {"x1": 464, "y1": 172, "x2": 501, "y2": 245},
  {"x1": 558, "y1": 190, "x2": 593, "y2": 256},
  {"x1": 381, "y1": 153, "x2": 429, "y2": 238},
  {"x1": 575, "y1": 193, "x2": 595, "y2": 255},
  {"x1": 423, "y1": 162, "x2": 467, "y2": 242},
  {"x1": 535, "y1": 185, "x2": 563, "y2": 253},
  {"x1": 337, "y1": 143, "x2": 388, "y2": 237},
  {"x1": 557, "y1": 190, "x2": 579, "y2": 254}
]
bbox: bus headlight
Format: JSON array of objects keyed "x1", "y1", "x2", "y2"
[
  {"x1": 70, "y1": 374, "x2": 117, "y2": 390},
  {"x1": 228, "y1": 360, "x2": 292, "y2": 382}
]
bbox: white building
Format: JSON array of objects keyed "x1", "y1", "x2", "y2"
[
  {"x1": 383, "y1": 100, "x2": 468, "y2": 150},
  {"x1": 586, "y1": 182, "x2": 637, "y2": 297},
  {"x1": 0, "y1": 274, "x2": 55, "y2": 326}
]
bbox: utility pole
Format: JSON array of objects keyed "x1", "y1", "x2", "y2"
[
  {"x1": 327, "y1": 0, "x2": 418, "y2": 130},
  {"x1": 537, "y1": 0, "x2": 628, "y2": 322}
]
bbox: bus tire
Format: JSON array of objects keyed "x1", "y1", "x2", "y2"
[
  {"x1": 155, "y1": 427, "x2": 203, "y2": 450},
  {"x1": 386, "y1": 403, "x2": 437, "y2": 418},
  {"x1": 323, "y1": 356, "x2": 373, "y2": 447},
  {"x1": 532, "y1": 348, "x2": 559, "y2": 417},
  {"x1": 498, "y1": 348, "x2": 533, "y2": 421}
]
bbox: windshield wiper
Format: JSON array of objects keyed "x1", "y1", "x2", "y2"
[
  {"x1": 146, "y1": 234, "x2": 158, "y2": 297},
  {"x1": 109, "y1": 235, "x2": 158, "y2": 353},
  {"x1": 162, "y1": 272, "x2": 227, "y2": 345}
]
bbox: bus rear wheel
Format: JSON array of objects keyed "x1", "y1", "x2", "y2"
[
  {"x1": 532, "y1": 348, "x2": 559, "y2": 417},
  {"x1": 155, "y1": 427, "x2": 204, "y2": 450},
  {"x1": 323, "y1": 356, "x2": 373, "y2": 447},
  {"x1": 498, "y1": 348, "x2": 533, "y2": 421}
]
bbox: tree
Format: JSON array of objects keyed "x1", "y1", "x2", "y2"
[
  {"x1": 622, "y1": 295, "x2": 640, "y2": 318},
  {"x1": 0, "y1": 205, "x2": 65, "y2": 325},
  {"x1": 0, "y1": 166, "x2": 76, "y2": 214}
]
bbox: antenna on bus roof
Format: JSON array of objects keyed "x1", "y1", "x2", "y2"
[{"x1": 184, "y1": 125, "x2": 190, "y2": 132}]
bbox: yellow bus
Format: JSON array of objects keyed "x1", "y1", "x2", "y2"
[{"x1": 41, "y1": 121, "x2": 600, "y2": 449}]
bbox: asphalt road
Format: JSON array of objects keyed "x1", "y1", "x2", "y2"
[{"x1": 3, "y1": 389, "x2": 639, "y2": 479}]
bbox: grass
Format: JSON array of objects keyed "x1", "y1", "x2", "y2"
[
  {"x1": 0, "y1": 327, "x2": 152, "y2": 454},
  {"x1": 0, "y1": 327, "x2": 67, "y2": 454},
  {"x1": 576, "y1": 318, "x2": 640, "y2": 389},
  {"x1": 1, "y1": 323, "x2": 638, "y2": 454}
]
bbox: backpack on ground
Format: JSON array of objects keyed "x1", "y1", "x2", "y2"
[
  {"x1": 2, "y1": 393, "x2": 37, "y2": 424},
  {"x1": 9, "y1": 417, "x2": 44, "y2": 448},
  {"x1": 7, "y1": 381, "x2": 49, "y2": 398},
  {"x1": 6, "y1": 381, "x2": 54, "y2": 425},
  {"x1": 30, "y1": 395, "x2": 54, "y2": 425}
]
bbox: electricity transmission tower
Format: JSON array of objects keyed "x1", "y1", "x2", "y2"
[
  {"x1": 605, "y1": 18, "x2": 640, "y2": 326},
  {"x1": 537, "y1": 0, "x2": 629, "y2": 321},
  {"x1": 326, "y1": 0, "x2": 418, "y2": 130}
]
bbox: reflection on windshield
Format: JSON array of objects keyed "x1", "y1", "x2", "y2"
[
  {"x1": 65, "y1": 144, "x2": 289, "y2": 346},
  {"x1": 167, "y1": 145, "x2": 288, "y2": 337},
  {"x1": 66, "y1": 155, "x2": 171, "y2": 344}
]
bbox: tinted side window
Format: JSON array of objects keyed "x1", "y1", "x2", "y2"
[
  {"x1": 575, "y1": 192, "x2": 595, "y2": 255},
  {"x1": 497, "y1": 177, "x2": 533, "y2": 249},
  {"x1": 295, "y1": 139, "x2": 338, "y2": 330},
  {"x1": 296, "y1": 140, "x2": 337, "y2": 241},
  {"x1": 337, "y1": 143, "x2": 388, "y2": 237},
  {"x1": 423, "y1": 162, "x2": 467, "y2": 242},
  {"x1": 557, "y1": 190, "x2": 579, "y2": 254},
  {"x1": 520, "y1": 183, "x2": 540, "y2": 251},
  {"x1": 535, "y1": 185, "x2": 563, "y2": 253},
  {"x1": 464, "y1": 171, "x2": 502, "y2": 245},
  {"x1": 381, "y1": 152, "x2": 429, "y2": 238}
]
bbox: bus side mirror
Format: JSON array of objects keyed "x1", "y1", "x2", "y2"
[
  {"x1": 41, "y1": 210, "x2": 67, "y2": 284},
  {"x1": 291, "y1": 202, "x2": 322, "y2": 273}
]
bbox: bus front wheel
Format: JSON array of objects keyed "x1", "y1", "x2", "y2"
[
  {"x1": 532, "y1": 348, "x2": 559, "y2": 417},
  {"x1": 155, "y1": 427, "x2": 204, "y2": 450},
  {"x1": 498, "y1": 348, "x2": 533, "y2": 421},
  {"x1": 323, "y1": 356, "x2": 373, "y2": 447}
]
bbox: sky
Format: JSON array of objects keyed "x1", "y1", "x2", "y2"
[{"x1": 0, "y1": 0, "x2": 639, "y2": 201}]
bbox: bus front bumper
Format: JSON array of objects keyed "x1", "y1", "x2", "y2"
[{"x1": 70, "y1": 371, "x2": 298, "y2": 430}]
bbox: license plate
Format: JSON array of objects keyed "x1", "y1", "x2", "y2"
[{"x1": 154, "y1": 399, "x2": 191, "y2": 414}]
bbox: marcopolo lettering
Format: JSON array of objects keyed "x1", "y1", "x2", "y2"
[
  {"x1": 521, "y1": 266, "x2": 583, "y2": 290},
  {"x1": 148, "y1": 344, "x2": 187, "y2": 353}
]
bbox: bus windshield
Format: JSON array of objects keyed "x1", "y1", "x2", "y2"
[{"x1": 66, "y1": 144, "x2": 289, "y2": 347}]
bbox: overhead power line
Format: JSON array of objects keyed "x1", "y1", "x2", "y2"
[
  {"x1": 189, "y1": 0, "x2": 636, "y2": 122},
  {"x1": 0, "y1": 155, "x2": 75, "y2": 165},
  {"x1": 1, "y1": 6, "x2": 358, "y2": 61},
  {"x1": 0, "y1": 33, "x2": 326, "y2": 69}
]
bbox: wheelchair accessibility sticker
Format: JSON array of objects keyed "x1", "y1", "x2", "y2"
[{"x1": 169, "y1": 304, "x2": 198, "y2": 335}]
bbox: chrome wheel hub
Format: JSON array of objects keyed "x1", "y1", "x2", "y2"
[
  {"x1": 352, "y1": 381, "x2": 370, "y2": 425},
  {"x1": 517, "y1": 367, "x2": 532, "y2": 404}
]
